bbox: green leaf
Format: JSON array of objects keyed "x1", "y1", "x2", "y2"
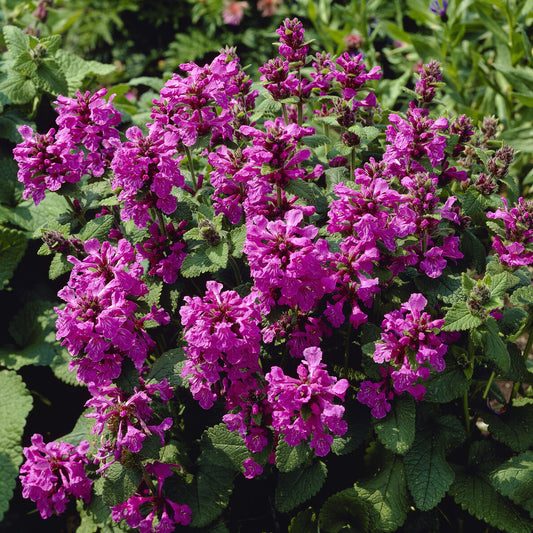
[
  {"x1": 510, "y1": 285, "x2": 533, "y2": 307},
  {"x1": 180, "y1": 246, "x2": 224, "y2": 277},
  {"x1": 275, "y1": 437, "x2": 312, "y2": 473},
  {"x1": 102, "y1": 462, "x2": 143, "y2": 507},
  {"x1": 403, "y1": 429, "x2": 455, "y2": 511},
  {"x1": 331, "y1": 401, "x2": 370, "y2": 456},
  {"x1": 491, "y1": 271, "x2": 520, "y2": 299},
  {"x1": 480, "y1": 318, "x2": 510, "y2": 372},
  {"x1": 442, "y1": 301, "x2": 483, "y2": 331},
  {"x1": 202, "y1": 424, "x2": 250, "y2": 473},
  {"x1": 450, "y1": 442, "x2": 533, "y2": 532},
  {"x1": 490, "y1": 450, "x2": 533, "y2": 518},
  {"x1": 0, "y1": 70, "x2": 36, "y2": 105},
  {"x1": 59, "y1": 409, "x2": 95, "y2": 449},
  {"x1": 3, "y1": 25, "x2": 30, "y2": 56},
  {"x1": 482, "y1": 403, "x2": 533, "y2": 452},
  {"x1": 0, "y1": 370, "x2": 33, "y2": 521},
  {"x1": 205, "y1": 241, "x2": 228, "y2": 268},
  {"x1": 290, "y1": 507, "x2": 319, "y2": 533},
  {"x1": 33, "y1": 58, "x2": 68, "y2": 96},
  {"x1": 0, "y1": 227, "x2": 27, "y2": 289},
  {"x1": 275, "y1": 460, "x2": 327, "y2": 513},
  {"x1": 374, "y1": 395, "x2": 415, "y2": 455},
  {"x1": 424, "y1": 365, "x2": 469, "y2": 403},
  {"x1": 49, "y1": 253, "x2": 73, "y2": 280},
  {"x1": 78, "y1": 215, "x2": 114, "y2": 242},
  {"x1": 319, "y1": 488, "x2": 370, "y2": 533},
  {"x1": 462, "y1": 186, "x2": 491, "y2": 225},
  {"x1": 414, "y1": 273, "x2": 462, "y2": 307},
  {"x1": 353, "y1": 451, "x2": 408, "y2": 532},
  {"x1": 229, "y1": 225, "x2": 246, "y2": 257},
  {"x1": 146, "y1": 348, "x2": 187, "y2": 389}
]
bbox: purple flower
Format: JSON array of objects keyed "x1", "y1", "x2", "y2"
[
  {"x1": 275, "y1": 18, "x2": 309, "y2": 64},
  {"x1": 335, "y1": 52, "x2": 382, "y2": 100},
  {"x1": 266, "y1": 346, "x2": 349, "y2": 457},
  {"x1": 13, "y1": 125, "x2": 85, "y2": 205},
  {"x1": 86, "y1": 380, "x2": 173, "y2": 471},
  {"x1": 242, "y1": 458, "x2": 263, "y2": 479},
  {"x1": 111, "y1": 461, "x2": 191, "y2": 531},
  {"x1": 429, "y1": 0, "x2": 448, "y2": 18},
  {"x1": 20, "y1": 434, "x2": 92, "y2": 519}
]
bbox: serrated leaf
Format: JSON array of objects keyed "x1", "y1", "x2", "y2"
[
  {"x1": 0, "y1": 227, "x2": 27, "y2": 289},
  {"x1": 33, "y1": 58, "x2": 68, "y2": 96},
  {"x1": 462, "y1": 186, "x2": 490, "y2": 224},
  {"x1": 275, "y1": 437, "x2": 312, "y2": 473},
  {"x1": 319, "y1": 488, "x2": 370, "y2": 533},
  {"x1": 354, "y1": 452, "x2": 408, "y2": 532},
  {"x1": 442, "y1": 301, "x2": 483, "y2": 331},
  {"x1": 275, "y1": 460, "x2": 327, "y2": 513},
  {"x1": 230, "y1": 225, "x2": 246, "y2": 257},
  {"x1": 180, "y1": 247, "x2": 222, "y2": 277},
  {"x1": 460, "y1": 229, "x2": 487, "y2": 273},
  {"x1": 301, "y1": 134, "x2": 332, "y2": 148},
  {"x1": 404, "y1": 429, "x2": 455, "y2": 511},
  {"x1": 290, "y1": 507, "x2": 319, "y2": 533},
  {"x1": 491, "y1": 271, "x2": 520, "y2": 299},
  {"x1": 0, "y1": 370, "x2": 33, "y2": 521},
  {"x1": 49, "y1": 253, "x2": 73, "y2": 280},
  {"x1": 146, "y1": 348, "x2": 187, "y2": 389},
  {"x1": 414, "y1": 273, "x2": 462, "y2": 307},
  {"x1": 183, "y1": 454, "x2": 234, "y2": 528},
  {"x1": 374, "y1": 395, "x2": 415, "y2": 455},
  {"x1": 0, "y1": 70, "x2": 36, "y2": 105},
  {"x1": 480, "y1": 318, "x2": 510, "y2": 372},
  {"x1": 490, "y1": 451, "x2": 533, "y2": 518},
  {"x1": 78, "y1": 215, "x2": 114, "y2": 242},
  {"x1": 450, "y1": 443, "x2": 533, "y2": 533},
  {"x1": 205, "y1": 241, "x2": 228, "y2": 268},
  {"x1": 49, "y1": 345, "x2": 80, "y2": 386},
  {"x1": 3, "y1": 25, "x2": 29, "y2": 56},
  {"x1": 510, "y1": 285, "x2": 533, "y2": 307},
  {"x1": 60, "y1": 409, "x2": 95, "y2": 449},
  {"x1": 331, "y1": 401, "x2": 370, "y2": 456},
  {"x1": 102, "y1": 463, "x2": 143, "y2": 506},
  {"x1": 483, "y1": 403, "x2": 533, "y2": 452},
  {"x1": 424, "y1": 365, "x2": 469, "y2": 403},
  {"x1": 202, "y1": 424, "x2": 250, "y2": 473}
]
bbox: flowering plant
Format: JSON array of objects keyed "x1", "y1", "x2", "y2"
[{"x1": 4, "y1": 16, "x2": 533, "y2": 533}]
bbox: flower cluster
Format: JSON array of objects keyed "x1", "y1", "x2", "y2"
[
  {"x1": 86, "y1": 380, "x2": 173, "y2": 471},
  {"x1": 20, "y1": 434, "x2": 92, "y2": 519},
  {"x1": 111, "y1": 462, "x2": 191, "y2": 531},
  {"x1": 55, "y1": 238, "x2": 169, "y2": 386},
  {"x1": 266, "y1": 347, "x2": 349, "y2": 456},
  {"x1": 358, "y1": 294, "x2": 447, "y2": 418}
]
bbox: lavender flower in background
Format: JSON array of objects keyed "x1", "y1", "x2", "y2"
[
  {"x1": 20, "y1": 434, "x2": 92, "y2": 519},
  {"x1": 429, "y1": 0, "x2": 448, "y2": 21}
]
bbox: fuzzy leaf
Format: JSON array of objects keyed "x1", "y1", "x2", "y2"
[
  {"x1": 442, "y1": 301, "x2": 483, "y2": 331},
  {"x1": 491, "y1": 271, "x2": 520, "y2": 299},
  {"x1": 205, "y1": 241, "x2": 228, "y2": 268},
  {"x1": 480, "y1": 318, "x2": 510, "y2": 372},
  {"x1": 33, "y1": 58, "x2": 68, "y2": 96},
  {"x1": 229, "y1": 225, "x2": 246, "y2": 258},
  {"x1": 0, "y1": 370, "x2": 33, "y2": 521},
  {"x1": 482, "y1": 403, "x2": 533, "y2": 452},
  {"x1": 403, "y1": 429, "x2": 455, "y2": 511},
  {"x1": 78, "y1": 215, "x2": 114, "y2": 242},
  {"x1": 3, "y1": 25, "x2": 30, "y2": 56},
  {"x1": 146, "y1": 348, "x2": 187, "y2": 389},
  {"x1": 275, "y1": 460, "x2": 327, "y2": 513},
  {"x1": 490, "y1": 451, "x2": 533, "y2": 517},
  {"x1": 424, "y1": 365, "x2": 469, "y2": 403},
  {"x1": 0, "y1": 70, "x2": 36, "y2": 104},
  {"x1": 49, "y1": 253, "x2": 73, "y2": 280},
  {"x1": 289, "y1": 507, "x2": 319, "y2": 533},
  {"x1": 275, "y1": 437, "x2": 312, "y2": 473},
  {"x1": 353, "y1": 452, "x2": 409, "y2": 532},
  {"x1": 450, "y1": 443, "x2": 533, "y2": 532},
  {"x1": 180, "y1": 246, "x2": 223, "y2": 277},
  {"x1": 374, "y1": 395, "x2": 415, "y2": 455},
  {"x1": 414, "y1": 273, "x2": 462, "y2": 306},
  {"x1": 202, "y1": 424, "x2": 250, "y2": 473},
  {"x1": 319, "y1": 488, "x2": 370, "y2": 533},
  {"x1": 0, "y1": 227, "x2": 27, "y2": 289},
  {"x1": 510, "y1": 285, "x2": 533, "y2": 307},
  {"x1": 102, "y1": 463, "x2": 143, "y2": 507},
  {"x1": 462, "y1": 186, "x2": 490, "y2": 224}
]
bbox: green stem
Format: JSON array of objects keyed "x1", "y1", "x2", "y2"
[
  {"x1": 463, "y1": 392, "x2": 471, "y2": 438},
  {"x1": 281, "y1": 103, "x2": 289, "y2": 125},
  {"x1": 228, "y1": 255, "x2": 242, "y2": 286},
  {"x1": 184, "y1": 145, "x2": 197, "y2": 192},
  {"x1": 64, "y1": 196, "x2": 86, "y2": 226},
  {"x1": 350, "y1": 148, "x2": 356, "y2": 179},
  {"x1": 153, "y1": 208, "x2": 168, "y2": 237},
  {"x1": 482, "y1": 370, "x2": 495, "y2": 400}
]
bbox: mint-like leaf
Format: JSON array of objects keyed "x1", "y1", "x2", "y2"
[{"x1": 374, "y1": 395, "x2": 415, "y2": 455}]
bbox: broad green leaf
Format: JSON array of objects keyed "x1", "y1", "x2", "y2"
[
  {"x1": 414, "y1": 273, "x2": 462, "y2": 306},
  {"x1": 462, "y1": 186, "x2": 490, "y2": 224},
  {"x1": 3, "y1": 25, "x2": 30, "y2": 56},
  {"x1": 290, "y1": 507, "x2": 319, "y2": 533},
  {"x1": 491, "y1": 271, "x2": 520, "y2": 300},
  {"x1": 180, "y1": 246, "x2": 223, "y2": 277},
  {"x1": 275, "y1": 460, "x2": 327, "y2": 513},
  {"x1": 78, "y1": 215, "x2": 114, "y2": 242},
  {"x1": 275, "y1": 437, "x2": 312, "y2": 473},
  {"x1": 0, "y1": 370, "x2": 33, "y2": 521},
  {"x1": 146, "y1": 348, "x2": 187, "y2": 389},
  {"x1": 230, "y1": 225, "x2": 246, "y2": 257},
  {"x1": 319, "y1": 488, "x2": 370, "y2": 533},
  {"x1": 482, "y1": 403, "x2": 533, "y2": 452},
  {"x1": 374, "y1": 395, "x2": 415, "y2": 455},
  {"x1": 442, "y1": 301, "x2": 483, "y2": 331},
  {"x1": 50, "y1": 345, "x2": 80, "y2": 386},
  {"x1": 510, "y1": 285, "x2": 533, "y2": 307},
  {"x1": 0, "y1": 70, "x2": 36, "y2": 105},
  {"x1": 480, "y1": 318, "x2": 510, "y2": 372},
  {"x1": 424, "y1": 365, "x2": 469, "y2": 403},
  {"x1": 0, "y1": 342, "x2": 55, "y2": 370},
  {"x1": 49, "y1": 253, "x2": 73, "y2": 280},
  {"x1": 0, "y1": 227, "x2": 27, "y2": 289},
  {"x1": 354, "y1": 452, "x2": 408, "y2": 532},
  {"x1": 102, "y1": 462, "x2": 143, "y2": 507},
  {"x1": 490, "y1": 451, "x2": 533, "y2": 517},
  {"x1": 301, "y1": 134, "x2": 332, "y2": 148},
  {"x1": 331, "y1": 401, "x2": 371, "y2": 456},
  {"x1": 33, "y1": 58, "x2": 68, "y2": 96},
  {"x1": 403, "y1": 429, "x2": 455, "y2": 511},
  {"x1": 450, "y1": 442, "x2": 533, "y2": 532},
  {"x1": 205, "y1": 241, "x2": 228, "y2": 268},
  {"x1": 202, "y1": 424, "x2": 250, "y2": 473}
]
